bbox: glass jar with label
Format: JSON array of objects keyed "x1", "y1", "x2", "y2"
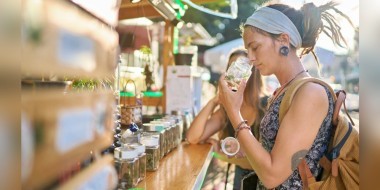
[
  {"x1": 151, "y1": 120, "x2": 172, "y2": 154},
  {"x1": 140, "y1": 136, "x2": 160, "y2": 171},
  {"x1": 114, "y1": 146, "x2": 139, "y2": 189},
  {"x1": 129, "y1": 143, "x2": 146, "y2": 183},
  {"x1": 171, "y1": 111, "x2": 185, "y2": 142},
  {"x1": 143, "y1": 123, "x2": 165, "y2": 159}
]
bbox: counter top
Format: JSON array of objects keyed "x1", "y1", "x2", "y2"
[{"x1": 137, "y1": 142, "x2": 213, "y2": 190}]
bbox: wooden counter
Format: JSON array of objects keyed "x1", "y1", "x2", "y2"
[{"x1": 137, "y1": 142, "x2": 213, "y2": 190}]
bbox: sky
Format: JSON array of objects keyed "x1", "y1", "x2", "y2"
[{"x1": 279, "y1": 0, "x2": 359, "y2": 55}]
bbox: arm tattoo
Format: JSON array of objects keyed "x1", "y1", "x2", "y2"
[{"x1": 291, "y1": 150, "x2": 308, "y2": 171}]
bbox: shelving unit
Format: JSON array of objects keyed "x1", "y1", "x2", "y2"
[{"x1": 21, "y1": 0, "x2": 120, "y2": 189}]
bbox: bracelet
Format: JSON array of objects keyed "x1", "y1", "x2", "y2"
[
  {"x1": 235, "y1": 120, "x2": 248, "y2": 130},
  {"x1": 235, "y1": 124, "x2": 251, "y2": 138},
  {"x1": 234, "y1": 120, "x2": 248, "y2": 138}
]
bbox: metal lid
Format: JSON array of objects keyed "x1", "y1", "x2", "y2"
[
  {"x1": 128, "y1": 143, "x2": 145, "y2": 154},
  {"x1": 140, "y1": 136, "x2": 159, "y2": 147},
  {"x1": 114, "y1": 146, "x2": 138, "y2": 160},
  {"x1": 150, "y1": 120, "x2": 171, "y2": 128},
  {"x1": 143, "y1": 123, "x2": 165, "y2": 132}
]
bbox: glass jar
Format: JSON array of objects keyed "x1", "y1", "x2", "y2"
[
  {"x1": 224, "y1": 56, "x2": 252, "y2": 91},
  {"x1": 140, "y1": 136, "x2": 160, "y2": 171},
  {"x1": 151, "y1": 120, "x2": 172, "y2": 154},
  {"x1": 129, "y1": 143, "x2": 146, "y2": 183},
  {"x1": 171, "y1": 111, "x2": 185, "y2": 142},
  {"x1": 143, "y1": 123, "x2": 165, "y2": 159},
  {"x1": 114, "y1": 146, "x2": 139, "y2": 189},
  {"x1": 121, "y1": 127, "x2": 140, "y2": 144}
]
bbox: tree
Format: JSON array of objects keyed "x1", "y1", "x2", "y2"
[{"x1": 182, "y1": 0, "x2": 268, "y2": 50}]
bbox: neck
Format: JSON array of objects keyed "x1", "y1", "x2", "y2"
[{"x1": 275, "y1": 53, "x2": 307, "y2": 86}]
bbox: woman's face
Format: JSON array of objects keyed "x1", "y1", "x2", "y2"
[{"x1": 243, "y1": 27, "x2": 282, "y2": 76}]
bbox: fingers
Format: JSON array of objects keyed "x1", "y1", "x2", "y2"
[{"x1": 237, "y1": 79, "x2": 247, "y2": 95}]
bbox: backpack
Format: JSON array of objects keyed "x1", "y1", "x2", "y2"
[{"x1": 278, "y1": 77, "x2": 359, "y2": 190}]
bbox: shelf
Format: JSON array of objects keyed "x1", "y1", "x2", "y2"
[
  {"x1": 22, "y1": 90, "x2": 114, "y2": 189},
  {"x1": 57, "y1": 155, "x2": 117, "y2": 190},
  {"x1": 22, "y1": 0, "x2": 118, "y2": 78}
]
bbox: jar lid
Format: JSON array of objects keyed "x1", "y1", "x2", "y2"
[
  {"x1": 143, "y1": 123, "x2": 165, "y2": 132},
  {"x1": 128, "y1": 143, "x2": 145, "y2": 154},
  {"x1": 114, "y1": 146, "x2": 138, "y2": 159},
  {"x1": 220, "y1": 137, "x2": 240, "y2": 156},
  {"x1": 140, "y1": 136, "x2": 159, "y2": 146},
  {"x1": 151, "y1": 120, "x2": 170, "y2": 128}
]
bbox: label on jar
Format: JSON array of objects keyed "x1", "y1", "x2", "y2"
[
  {"x1": 56, "y1": 108, "x2": 94, "y2": 153},
  {"x1": 95, "y1": 100, "x2": 107, "y2": 135},
  {"x1": 78, "y1": 164, "x2": 117, "y2": 190},
  {"x1": 58, "y1": 29, "x2": 96, "y2": 72}
]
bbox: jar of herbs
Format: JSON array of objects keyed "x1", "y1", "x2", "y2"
[
  {"x1": 129, "y1": 143, "x2": 146, "y2": 182},
  {"x1": 150, "y1": 120, "x2": 172, "y2": 154},
  {"x1": 140, "y1": 136, "x2": 160, "y2": 171},
  {"x1": 114, "y1": 146, "x2": 139, "y2": 189},
  {"x1": 143, "y1": 123, "x2": 165, "y2": 160}
]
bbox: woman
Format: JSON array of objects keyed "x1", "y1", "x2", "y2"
[
  {"x1": 218, "y1": 2, "x2": 352, "y2": 189},
  {"x1": 186, "y1": 48, "x2": 268, "y2": 190}
]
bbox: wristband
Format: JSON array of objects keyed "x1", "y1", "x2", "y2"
[{"x1": 235, "y1": 124, "x2": 251, "y2": 138}]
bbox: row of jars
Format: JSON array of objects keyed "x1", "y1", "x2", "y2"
[{"x1": 113, "y1": 111, "x2": 194, "y2": 189}]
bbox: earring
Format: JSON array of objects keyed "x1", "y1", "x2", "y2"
[{"x1": 279, "y1": 46, "x2": 289, "y2": 56}]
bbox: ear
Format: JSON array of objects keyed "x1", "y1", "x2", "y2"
[{"x1": 278, "y1": 33, "x2": 291, "y2": 46}]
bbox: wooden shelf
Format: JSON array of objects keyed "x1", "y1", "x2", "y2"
[
  {"x1": 22, "y1": 91, "x2": 115, "y2": 189},
  {"x1": 137, "y1": 142, "x2": 213, "y2": 190},
  {"x1": 57, "y1": 155, "x2": 116, "y2": 190},
  {"x1": 22, "y1": 0, "x2": 118, "y2": 78}
]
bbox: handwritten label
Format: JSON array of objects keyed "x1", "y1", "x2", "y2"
[
  {"x1": 58, "y1": 29, "x2": 96, "y2": 72},
  {"x1": 56, "y1": 108, "x2": 94, "y2": 153}
]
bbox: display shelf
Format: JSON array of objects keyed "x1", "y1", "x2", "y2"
[
  {"x1": 22, "y1": 90, "x2": 114, "y2": 189},
  {"x1": 57, "y1": 155, "x2": 117, "y2": 190},
  {"x1": 22, "y1": 0, "x2": 118, "y2": 78}
]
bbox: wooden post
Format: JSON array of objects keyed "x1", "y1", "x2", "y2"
[{"x1": 162, "y1": 20, "x2": 175, "y2": 114}]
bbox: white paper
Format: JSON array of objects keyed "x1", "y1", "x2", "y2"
[{"x1": 56, "y1": 108, "x2": 94, "y2": 153}]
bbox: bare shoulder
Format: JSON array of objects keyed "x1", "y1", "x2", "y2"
[{"x1": 291, "y1": 82, "x2": 329, "y2": 115}]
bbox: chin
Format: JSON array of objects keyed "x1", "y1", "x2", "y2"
[{"x1": 257, "y1": 68, "x2": 271, "y2": 76}]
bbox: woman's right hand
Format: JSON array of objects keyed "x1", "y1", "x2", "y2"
[{"x1": 211, "y1": 95, "x2": 220, "y2": 106}]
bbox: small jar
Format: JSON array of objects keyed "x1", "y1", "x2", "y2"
[
  {"x1": 151, "y1": 120, "x2": 171, "y2": 154},
  {"x1": 129, "y1": 143, "x2": 146, "y2": 182},
  {"x1": 114, "y1": 146, "x2": 139, "y2": 189},
  {"x1": 141, "y1": 136, "x2": 160, "y2": 171},
  {"x1": 143, "y1": 123, "x2": 165, "y2": 159}
]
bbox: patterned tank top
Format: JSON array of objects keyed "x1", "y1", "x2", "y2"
[{"x1": 257, "y1": 86, "x2": 334, "y2": 190}]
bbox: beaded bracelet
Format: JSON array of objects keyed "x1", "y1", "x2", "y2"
[
  {"x1": 234, "y1": 120, "x2": 248, "y2": 138},
  {"x1": 235, "y1": 124, "x2": 251, "y2": 138}
]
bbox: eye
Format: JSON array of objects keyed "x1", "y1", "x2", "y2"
[{"x1": 252, "y1": 45, "x2": 259, "y2": 51}]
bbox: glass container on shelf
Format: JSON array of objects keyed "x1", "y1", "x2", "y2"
[
  {"x1": 150, "y1": 120, "x2": 172, "y2": 153},
  {"x1": 140, "y1": 135, "x2": 160, "y2": 171},
  {"x1": 143, "y1": 123, "x2": 165, "y2": 159},
  {"x1": 114, "y1": 146, "x2": 139, "y2": 189},
  {"x1": 128, "y1": 143, "x2": 146, "y2": 183}
]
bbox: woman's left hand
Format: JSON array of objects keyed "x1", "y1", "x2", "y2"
[{"x1": 218, "y1": 73, "x2": 246, "y2": 124}]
